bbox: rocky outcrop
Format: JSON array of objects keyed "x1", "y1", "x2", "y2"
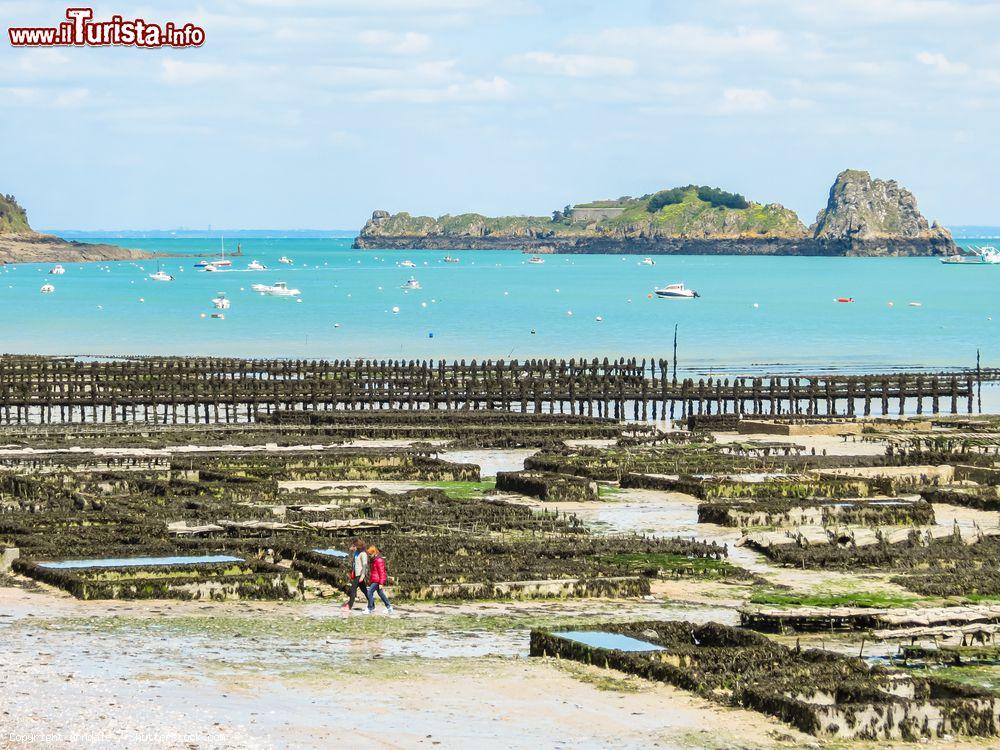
[
  {"x1": 0, "y1": 192, "x2": 154, "y2": 264},
  {"x1": 811, "y1": 170, "x2": 955, "y2": 256},
  {"x1": 354, "y1": 171, "x2": 957, "y2": 257}
]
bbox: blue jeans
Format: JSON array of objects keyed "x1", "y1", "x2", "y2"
[{"x1": 367, "y1": 582, "x2": 391, "y2": 610}]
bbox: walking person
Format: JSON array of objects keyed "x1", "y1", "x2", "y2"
[
  {"x1": 365, "y1": 546, "x2": 393, "y2": 615},
  {"x1": 341, "y1": 538, "x2": 369, "y2": 613}
]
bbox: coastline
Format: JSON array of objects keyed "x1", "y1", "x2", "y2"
[
  {"x1": 0, "y1": 233, "x2": 155, "y2": 264},
  {"x1": 352, "y1": 234, "x2": 954, "y2": 257}
]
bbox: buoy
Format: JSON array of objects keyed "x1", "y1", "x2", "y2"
[
  {"x1": 421, "y1": 302, "x2": 427, "y2": 307},
  {"x1": 200, "y1": 313, "x2": 206, "y2": 318},
  {"x1": 392, "y1": 306, "x2": 400, "y2": 314},
  {"x1": 296, "y1": 298, "x2": 302, "y2": 303},
  {"x1": 334, "y1": 323, "x2": 341, "y2": 328},
  {"x1": 428, "y1": 332, "x2": 434, "y2": 338},
  {"x1": 138, "y1": 298, "x2": 145, "y2": 303},
  {"x1": 888, "y1": 302, "x2": 894, "y2": 307},
  {"x1": 566, "y1": 310, "x2": 573, "y2": 316},
  {"x1": 647, "y1": 293, "x2": 653, "y2": 299},
  {"x1": 595, "y1": 316, "x2": 603, "y2": 322},
  {"x1": 530, "y1": 328, "x2": 536, "y2": 335},
  {"x1": 752, "y1": 303, "x2": 759, "y2": 309}
]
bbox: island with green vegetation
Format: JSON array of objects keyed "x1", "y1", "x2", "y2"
[
  {"x1": 0, "y1": 193, "x2": 152, "y2": 264},
  {"x1": 355, "y1": 169, "x2": 956, "y2": 257}
]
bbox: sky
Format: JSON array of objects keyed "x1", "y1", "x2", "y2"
[{"x1": 1, "y1": 0, "x2": 998, "y2": 230}]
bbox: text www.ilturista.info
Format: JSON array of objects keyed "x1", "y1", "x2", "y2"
[{"x1": 8, "y1": 8, "x2": 205, "y2": 48}]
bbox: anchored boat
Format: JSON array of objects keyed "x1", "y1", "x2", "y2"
[
  {"x1": 401, "y1": 277, "x2": 421, "y2": 290},
  {"x1": 527, "y1": 256, "x2": 545, "y2": 265},
  {"x1": 49, "y1": 265, "x2": 65, "y2": 275},
  {"x1": 211, "y1": 292, "x2": 231, "y2": 310},
  {"x1": 941, "y1": 246, "x2": 1000, "y2": 265},
  {"x1": 254, "y1": 281, "x2": 300, "y2": 297},
  {"x1": 654, "y1": 282, "x2": 699, "y2": 299},
  {"x1": 247, "y1": 260, "x2": 266, "y2": 271},
  {"x1": 639, "y1": 257, "x2": 656, "y2": 266}
]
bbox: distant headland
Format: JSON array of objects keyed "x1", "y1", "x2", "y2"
[
  {"x1": 354, "y1": 169, "x2": 956, "y2": 257},
  {"x1": 0, "y1": 193, "x2": 153, "y2": 264}
]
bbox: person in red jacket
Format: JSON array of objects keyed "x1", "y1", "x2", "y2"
[{"x1": 365, "y1": 545, "x2": 393, "y2": 615}]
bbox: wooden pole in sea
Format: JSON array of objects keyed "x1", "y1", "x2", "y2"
[{"x1": 977, "y1": 348, "x2": 982, "y2": 414}]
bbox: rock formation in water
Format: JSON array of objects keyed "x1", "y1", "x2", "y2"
[
  {"x1": 354, "y1": 172, "x2": 956, "y2": 257},
  {"x1": 0, "y1": 192, "x2": 153, "y2": 264},
  {"x1": 809, "y1": 169, "x2": 955, "y2": 256}
]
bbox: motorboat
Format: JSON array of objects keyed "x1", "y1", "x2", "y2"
[
  {"x1": 149, "y1": 269, "x2": 174, "y2": 282},
  {"x1": 247, "y1": 260, "x2": 266, "y2": 271},
  {"x1": 49, "y1": 264, "x2": 66, "y2": 275},
  {"x1": 399, "y1": 260, "x2": 417, "y2": 268},
  {"x1": 401, "y1": 277, "x2": 421, "y2": 290},
  {"x1": 202, "y1": 263, "x2": 218, "y2": 272},
  {"x1": 639, "y1": 257, "x2": 655, "y2": 266},
  {"x1": 941, "y1": 246, "x2": 1000, "y2": 265},
  {"x1": 279, "y1": 256, "x2": 293, "y2": 265},
  {"x1": 40, "y1": 283, "x2": 55, "y2": 294},
  {"x1": 255, "y1": 281, "x2": 300, "y2": 297},
  {"x1": 211, "y1": 313, "x2": 225, "y2": 319},
  {"x1": 443, "y1": 255, "x2": 460, "y2": 263},
  {"x1": 654, "y1": 282, "x2": 699, "y2": 299},
  {"x1": 211, "y1": 292, "x2": 231, "y2": 309},
  {"x1": 527, "y1": 256, "x2": 545, "y2": 264}
]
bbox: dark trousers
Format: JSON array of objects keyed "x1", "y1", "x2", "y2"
[{"x1": 347, "y1": 577, "x2": 367, "y2": 608}]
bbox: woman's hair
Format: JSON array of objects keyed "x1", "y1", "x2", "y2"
[{"x1": 367, "y1": 546, "x2": 378, "y2": 556}]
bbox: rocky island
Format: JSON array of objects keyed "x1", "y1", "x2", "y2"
[
  {"x1": 0, "y1": 193, "x2": 152, "y2": 264},
  {"x1": 355, "y1": 169, "x2": 956, "y2": 257}
]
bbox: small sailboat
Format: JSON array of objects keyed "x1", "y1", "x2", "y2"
[
  {"x1": 639, "y1": 257, "x2": 655, "y2": 266},
  {"x1": 401, "y1": 277, "x2": 421, "y2": 290},
  {"x1": 211, "y1": 291, "x2": 231, "y2": 309},
  {"x1": 443, "y1": 255, "x2": 460, "y2": 263},
  {"x1": 195, "y1": 237, "x2": 232, "y2": 269},
  {"x1": 149, "y1": 263, "x2": 173, "y2": 282},
  {"x1": 278, "y1": 256, "x2": 293, "y2": 265},
  {"x1": 527, "y1": 256, "x2": 545, "y2": 265},
  {"x1": 49, "y1": 264, "x2": 66, "y2": 275},
  {"x1": 40, "y1": 283, "x2": 55, "y2": 294},
  {"x1": 654, "y1": 282, "x2": 699, "y2": 299},
  {"x1": 399, "y1": 260, "x2": 417, "y2": 268},
  {"x1": 247, "y1": 260, "x2": 266, "y2": 271}
]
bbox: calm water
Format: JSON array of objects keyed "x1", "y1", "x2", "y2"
[{"x1": 2, "y1": 237, "x2": 996, "y2": 374}]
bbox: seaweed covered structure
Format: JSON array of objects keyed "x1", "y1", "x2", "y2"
[{"x1": 531, "y1": 621, "x2": 1000, "y2": 740}]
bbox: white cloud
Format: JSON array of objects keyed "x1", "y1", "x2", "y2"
[
  {"x1": 577, "y1": 24, "x2": 783, "y2": 57},
  {"x1": 513, "y1": 51, "x2": 635, "y2": 77},
  {"x1": 916, "y1": 51, "x2": 969, "y2": 74},
  {"x1": 718, "y1": 87, "x2": 775, "y2": 113},
  {"x1": 363, "y1": 75, "x2": 511, "y2": 103},
  {"x1": 358, "y1": 30, "x2": 431, "y2": 54},
  {"x1": 160, "y1": 60, "x2": 234, "y2": 85}
]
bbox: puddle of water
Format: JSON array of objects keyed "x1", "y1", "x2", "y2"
[
  {"x1": 555, "y1": 631, "x2": 665, "y2": 652},
  {"x1": 312, "y1": 548, "x2": 348, "y2": 558},
  {"x1": 38, "y1": 554, "x2": 244, "y2": 569}
]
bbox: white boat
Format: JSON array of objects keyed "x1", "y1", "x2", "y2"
[
  {"x1": 211, "y1": 292, "x2": 231, "y2": 309},
  {"x1": 654, "y1": 282, "x2": 699, "y2": 299},
  {"x1": 255, "y1": 281, "x2": 300, "y2": 297},
  {"x1": 401, "y1": 277, "x2": 421, "y2": 290},
  {"x1": 640, "y1": 257, "x2": 656, "y2": 266},
  {"x1": 247, "y1": 260, "x2": 266, "y2": 271},
  {"x1": 443, "y1": 256, "x2": 460, "y2": 263},
  {"x1": 527, "y1": 256, "x2": 545, "y2": 264},
  {"x1": 399, "y1": 260, "x2": 417, "y2": 268},
  {"x1": 279, "y1": 256, "x2": 293, "y2": 265},
  {"x1": 941, "y1": 246, "x2": 1000, "y2": 265},
  {"x1": 149, "y1": 270, "x2": 174, "y2": 282},
  {"x1": 40, "y1": 283, "x2": 55, "y2": 294},
  {"x1": 49, "y1": 264, "x2": 66, "y2": 275},
  {"x1": 195, "y1": 237, "x2": 233, "y2": 269}
]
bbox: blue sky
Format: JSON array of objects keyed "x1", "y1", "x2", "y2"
[{"x1": 1, "y1": 0, "x2": 998, "y2": 230}]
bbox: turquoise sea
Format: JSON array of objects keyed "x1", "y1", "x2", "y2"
[{"x1": 2, "y1": 237, "x2": 996, "y2": 374}]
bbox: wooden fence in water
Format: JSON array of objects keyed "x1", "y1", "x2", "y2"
[{"x1": 0, "y1": 354, "x2": 987, "y2": 425}]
